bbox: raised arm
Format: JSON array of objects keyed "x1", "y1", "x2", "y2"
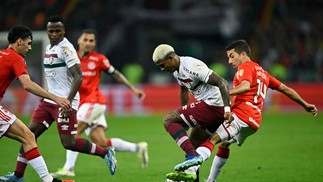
[
  {"x1": 275, "y1": 83, "x2": 318, "y2": 116},
  {"x1": 110, "y1": 69, "x2": 145, "y2": 99}
]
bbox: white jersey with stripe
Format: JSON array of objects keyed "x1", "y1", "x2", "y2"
[
  {"x1": 173, "y1": 56, "x2": 224, "y2": 106},
  {"x1": 43, "y1": 38, "x2": 80, "y2": 110}
]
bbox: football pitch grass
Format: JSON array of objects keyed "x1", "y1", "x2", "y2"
[{"x1": 0, "y1": 111, "x2": 322, "y2": 182}]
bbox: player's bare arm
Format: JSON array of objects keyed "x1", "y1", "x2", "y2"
[
  {"x1": 229, "y1": 80, "x2": 251, "y2": 96},
  {"x1": 68, "y1": 64, "x2": 83, "y2": 102},
  {"x1": 111, "y1": 69, "x2": 145, "y2": 99},
  {"x1": 18, "y1": 74, "x2": 70, "y2": 109},
  {"x1": 276, "y1": 83, "x2": 318, "y2": 116},
  {"x1": 207, "y1": 72, "x2": 230, "y2": 107},
  {"x1": 60, "y1": 63, "x2": 82, "y2": 117},
  {"x1": 208, "y1": 72, "x2": 232, "y2": 121},
  {"x1": 180, "y1": 86, "x2": 190, "y2": 106}
]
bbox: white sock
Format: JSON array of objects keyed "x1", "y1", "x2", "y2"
[
  {"x1": 28, "y1": 156, "x2": 53, "y2": 182},
  {"x1": 186, "y1": 146, "x2": 212, "y2": 172},
  {"x1": 196, "y1": 146, "x2": 212, "y2": 161},
  {"x1": 63, "y1": 150, "x2": 79, "y2": 170},
  {"x1": 111, "y1": 138, "x2": 137, "y2": 153},
  {"x1": 208, "y1": 155, "x2": 228, "y2": 181}
]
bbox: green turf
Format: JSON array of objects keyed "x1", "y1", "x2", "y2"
[{"x1": 0, "y1": 111, "x2": 322, "y2": 182}]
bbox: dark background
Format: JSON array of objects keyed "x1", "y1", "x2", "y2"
[{"x1": 1, "y1": 0, "x2": 322, "y2": 84}]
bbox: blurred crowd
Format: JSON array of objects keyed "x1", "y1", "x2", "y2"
[{"x1": 1, "y1": 0, "x2": 322, "y2": 83}]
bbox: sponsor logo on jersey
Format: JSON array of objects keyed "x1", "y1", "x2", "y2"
[
  {"x1": 45, "y1": 71, "x2": 56, "y2": 77},
  {"x1": 89, "y1": 56, "x2": 99, "y2": 61},
  {"x1": 82, "y1": 71, "x2": 96, "y2": 76},
  {"x1": 183, "y1": 66, "x2": 199, "y2": 76}
]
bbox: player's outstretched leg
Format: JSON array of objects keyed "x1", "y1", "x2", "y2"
[
  {"x1": 0, "y1": 172, "x2": 23, "y2": 182},
  {"x1": 174, "y1": 155, "x2": 203, "y2": 172},
  {"x1": 137, "y1": 142, "x2": 149, "y2": 168},
  {"x1": 104, "y1": 147, "x2": 117, "y2": 175}
]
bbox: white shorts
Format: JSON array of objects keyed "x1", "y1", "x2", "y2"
[
  {"x1": 215, "y1": 113, "x2": 256, "y2": 146},
  {"x1": 77, "y1": 103, "x2": 108, "y2": 135},
  {"x1": 0, "y1": 105, "x2": 16, "y2": 138}
]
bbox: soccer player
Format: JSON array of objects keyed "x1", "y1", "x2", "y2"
[
  {"x1": 152, "y1": 44, "x2": 232, "y2": 181},
  {"x1": 0, "y1": 16, "x2": 117, "y2": 182},
  {"x1": 50, "y1": 29, "x2": 148, "y2": 177},
  {"x1": 0, "y1": 25, "x2": 71, "y2": 182},
  {"x1": 172, "y1": 39, "x2": 318, "y2": 182}
]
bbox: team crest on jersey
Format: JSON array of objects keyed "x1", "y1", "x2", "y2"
[
  {"x1": 239, "y1": 69, "x2": 244, "y2": 76},
  {"x1": 87, "y1": 62, "x2": 96, "y2": 70},
  {"x1": 61, "y1": 46, "x2": 73, "y2": 57}
]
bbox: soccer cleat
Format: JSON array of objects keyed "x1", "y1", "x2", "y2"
[
  {"x1": 104, "y1": 147, "x2": 117, "y2": 175},
  {"x1": 166, "y1": 171, "x2": 197, "y2": 181},
  {"x1": 137, "y1": 142, "x2": 149, "y2": 168},
  {"x1": 174, "y1": 155, "x2": 203, "y2": 171},
  {"x1": 50, "y1": 168, "x2": 75, "y2": 177},
  {"x1": 0, "y1": 172, "x2": 23, "y2": 182}
]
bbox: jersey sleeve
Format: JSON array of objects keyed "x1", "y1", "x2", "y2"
[
  {"x1": 236, "y1": 63, "x2": 254, "y2": 84},
  {"x1": 61, "y1": 44, "x2": 80, "y2": 68},
  {"x1": 12, "y1": 56, "x2": 28, "y2": 78},
  {"x1": 193, "y1": 61, "x2": 213, "y2": 83},
  {"x1": 268, "y1": 74, "x2": 282, "y2": 89}
]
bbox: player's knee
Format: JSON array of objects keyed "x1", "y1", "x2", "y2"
[
  {"x1": 162, "y1": 111, "x2": 177, "y2": 126},
  {"x1": 61, "y1": 140, "x2": 75, "y2": 150},
  {"x1": 24, "y1": 129, "x2": 36, "y2": 142}
]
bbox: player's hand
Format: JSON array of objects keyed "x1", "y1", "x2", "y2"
[
  {"x1": 59, "y1": 107, "x2": 72, "y2": 118},
  {"x1": 224, "y1": 112, "x2": 233, "y2": 124},
  {"x1": 304, "y1": 103, "x2": 318, "y2": 117},
  {"x1": 54, "y1": 96, "x2": 71, "y2": 110},
  {"x1": 133, "y1": 88, "x2": 146, "y2": 100}
]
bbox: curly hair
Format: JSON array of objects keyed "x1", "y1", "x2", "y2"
[{"x1": 7, "y1": 25, "x2": 33, "y2": 44}]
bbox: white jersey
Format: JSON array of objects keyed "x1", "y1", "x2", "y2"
[
  {"x1": 43, "y1": 38, "x2": 80, "y2": 110},
  {"x1": 173, "y1": 56, "x2": 224, "y2": 106}
]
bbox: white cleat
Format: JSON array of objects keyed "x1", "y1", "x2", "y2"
[{"x1": 137, "y1": 142, "x2": 149, "y2": 168}]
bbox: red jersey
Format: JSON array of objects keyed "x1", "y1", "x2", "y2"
[
  {"x1": 78, "y1": 51, "x2": 111, "y2": 105},
  {"x1": 0, "y1": 48, "x2": 28, "y2": 101},
  {"x1": 231, "y1": 61, "x2": 281, "y2": 130}
]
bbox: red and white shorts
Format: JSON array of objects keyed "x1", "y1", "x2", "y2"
[
  {"x1": 77, "y1": 103, "x2": 108, "y2": 135},
  {"x1": 0, "y1": 105, "x2": 16, "y2": 138}
]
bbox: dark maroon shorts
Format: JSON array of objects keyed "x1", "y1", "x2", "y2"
[
  {"x1": 31, "y1": 101, "x2": 77, "y2": 135},
  {"x1": 178, "y1": 100, "x2": 225, "y2": 133}
]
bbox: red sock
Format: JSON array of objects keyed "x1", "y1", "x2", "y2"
[
  {"x1": 216, "y1": 146, "x2": 230, "y2": 158},
  {"x1": 166, "y1": 123, "x2": 197, "y2": 156},
  {"x1": 15, "y1": 147, "x2": 41, "y2": 178},
  {"x1": 106, "y1": 139, "x2": 112, "y2": 147},
  {"x1": 200, "y1": 141, "x2": 215, "y2": 152}
]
